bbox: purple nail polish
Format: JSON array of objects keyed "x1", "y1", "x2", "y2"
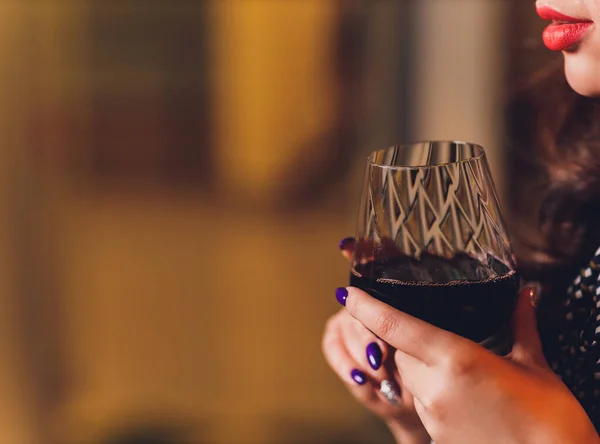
[
  {"x1": 336, "y1": 287, "x2": 348, "y2": 306},
  {"x1": 351, "y1": 369, "x2": 367, "y2": 385},
  {"x1": 366, "y1": 342, "x2": 382, "y2": 370},
  {"x1": 338, "y1": 237, "x2": 355, "y2": 250}
]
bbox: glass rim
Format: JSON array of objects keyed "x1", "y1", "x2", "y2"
[{"x1": 367, "y1": 140, "x2": 486, "y2": 170}]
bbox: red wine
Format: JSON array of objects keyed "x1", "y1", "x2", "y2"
[{"x1": 350, "y1": 253, "x2": 519, "y2": 353}]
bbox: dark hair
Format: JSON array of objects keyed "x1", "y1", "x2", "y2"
[{"x1": 507, "y1": 61, "x2": 600, "y2": 293}]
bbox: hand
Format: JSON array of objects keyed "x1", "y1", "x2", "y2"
[
  {"x1": 322, "y1": 309, "x2": 430, "y2": 444},
  {"x1": 321, "y1": 238, "x2": 430, "y2": 444},
  {"x1": 341, "y1": 285, "x2": 600, "y2": 444}
]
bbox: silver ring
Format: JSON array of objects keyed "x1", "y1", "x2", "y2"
[{"x1": 379, "y1": 380, "x2": 400, "y2": 405}]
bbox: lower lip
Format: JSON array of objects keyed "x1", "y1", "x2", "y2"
[{"x1": 542, "y1": 22, "x2": 594, "y2": 51}]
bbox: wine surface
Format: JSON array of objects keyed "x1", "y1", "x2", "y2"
[{"x1": 350, "y1": 253, "x2": 519, "y2": 344}]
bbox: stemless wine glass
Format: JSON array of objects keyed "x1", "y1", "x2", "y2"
[{"x1": 350, "y1": 141, "x2": 518, "y2": 355}]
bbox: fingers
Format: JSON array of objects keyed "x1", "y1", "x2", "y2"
[
  {"x1": 342, "y1": 315, "x2": 391, "y2": 379},
  {"x1": 322, "y1": 312, "x2": 381, "y2": 405},
  {"x1": 322, "y1": 314, "x2": 371, "y2": 388},
  {"x1": 344, "y1": 286, "x2": 461, "y2": 365},
  {"x1": 510, "y1": 287, "x2": 547, "y2": 367},
  {"x1": 323, "y1": 310, "x2": 405, "y2": 410}
]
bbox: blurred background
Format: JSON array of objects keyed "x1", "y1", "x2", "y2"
[{"x1": 0, "y1": 1, "x2": 558, "y2": 443}]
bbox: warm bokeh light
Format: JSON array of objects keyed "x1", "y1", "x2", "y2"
[{"x1": 0, "y1": 1, "x2": 550, "y2": 443}]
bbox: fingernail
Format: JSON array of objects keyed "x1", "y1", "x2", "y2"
[
  {"x1": 338, "y1": 237, "x2": 355, "y2": 250},
  {"x1": 366, "y1": 342, "x2": 382, "y2": 370},
  {"x1": 351, "y1": 369, "x2": 367, "y2": 385},
  {"x1": 335, "y1": 287, "x2": 348, "y2": 306}
]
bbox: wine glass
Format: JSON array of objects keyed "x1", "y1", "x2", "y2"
[{"x1": 350, "y1": 141, "x2": 518, "y2": 355}]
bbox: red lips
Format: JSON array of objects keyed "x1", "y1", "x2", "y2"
[{"x1": 536, "y1": 5, "x2": 594, "y2": 51}]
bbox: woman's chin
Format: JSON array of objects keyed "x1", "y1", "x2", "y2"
[{"x1": 564, "y1": 53, "x2": 600, "y2": 97}]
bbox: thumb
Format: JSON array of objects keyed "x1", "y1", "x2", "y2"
[
  {"x1": 510, "y1": 287, "x2": 547, "y2": 367},
  {"x1": 338, "y1": 237, "x2": 356, "y2": 261}
]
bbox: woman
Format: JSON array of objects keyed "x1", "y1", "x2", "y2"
[{"x1": 322, "y1": 1, "x2": 600, "y2": 443}]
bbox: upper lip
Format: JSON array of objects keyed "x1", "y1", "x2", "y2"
[{"x1": 536, "y1": 5, "x2": 592, "y2": 23}]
